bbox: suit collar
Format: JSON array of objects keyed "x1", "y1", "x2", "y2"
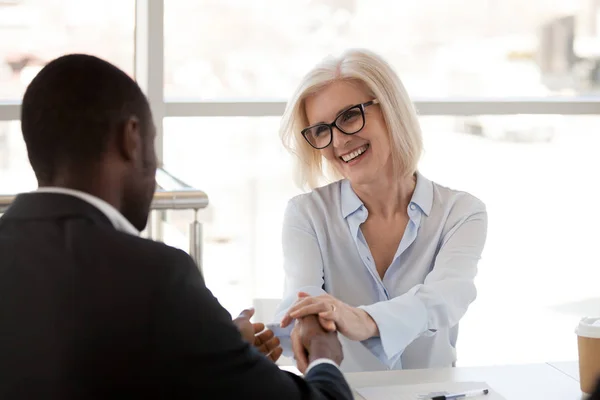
[
  {"x1": 2, "y1": 192, "x2": 120, "y2": 232},
  {"x1": 35, "y1": 187, "x2": 139, "y2": 235}
]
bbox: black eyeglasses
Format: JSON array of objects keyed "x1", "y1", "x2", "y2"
[{"x1": 301, "y1": 99, "x2": 379, "y2": 149}]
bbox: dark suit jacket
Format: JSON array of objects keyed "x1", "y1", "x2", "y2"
[
  {"x1": 591, "y1": 379, "x2": 600, "y2": 399},
  {"x1": 0, "y1": 193, "x2": 353, "y2": 399}
]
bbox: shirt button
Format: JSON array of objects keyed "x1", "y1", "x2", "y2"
[{"x1": 410, "y1": 204, "x2": 416, "y2": 210}]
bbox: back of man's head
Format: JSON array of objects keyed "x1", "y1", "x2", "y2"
[
  {"x1": 21, "y1": 53, "x2": 152, "y2": 184},
  {"x1": 20, "y1": 54, "x2": 157, "y2": 231}
]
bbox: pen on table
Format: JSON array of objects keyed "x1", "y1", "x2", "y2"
[{"x1": 431, "y1": 388, "x2": 489, "y2": 400}]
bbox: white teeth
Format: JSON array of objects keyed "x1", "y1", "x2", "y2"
[{"x1": 341, "y1": 145, "x2": 368, "y2": 162}]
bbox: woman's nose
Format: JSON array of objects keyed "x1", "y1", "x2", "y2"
[{"x1": 331, "y1": 127, "x2": 351, "y2": 148}]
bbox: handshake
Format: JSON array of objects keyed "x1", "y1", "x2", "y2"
[{"x1": 232, "y1": 292, "x2": 345, "y2": 373}]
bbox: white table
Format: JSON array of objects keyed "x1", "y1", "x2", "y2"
[
  {"x1": 549, "y1": 361, "x2": 581, "y2": 382},
  {"x1": 345, "y1": 362, "x2": 584, "y2": 400}
]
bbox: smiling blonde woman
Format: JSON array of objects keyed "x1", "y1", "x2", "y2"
[{"x1": 273, "y1": 49, "x2": 488, "y2": 372}]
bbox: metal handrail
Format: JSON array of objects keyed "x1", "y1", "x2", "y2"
[
  {"x1": 151, "y1": 189, "x2": 209, "y2": 210},
  {"x1": 156, "y1": 168, "x2": 193, "y2": 190}
]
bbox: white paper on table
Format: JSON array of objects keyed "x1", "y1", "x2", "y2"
[{"x1": 355, "y1": 381, "x2": 505, "y2": 400}]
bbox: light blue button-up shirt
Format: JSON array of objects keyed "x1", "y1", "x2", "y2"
[{"x1": 274, "y1": 172, "x2": 487, "y2": 372}]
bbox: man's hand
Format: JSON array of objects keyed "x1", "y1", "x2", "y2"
[
  {"x1": 233, "y1": 308, "x2": 283, "y2": 362},
  {"x1": 291, "y1": 314, "x2": 343, "y2": 373},
  {"x1": 282, "y1": 292, "x2": 379, "y2": 341}
]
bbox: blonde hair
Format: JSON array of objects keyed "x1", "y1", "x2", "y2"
[{"x1": 280, "y1": 48, "x2": 423, "y2": 190}]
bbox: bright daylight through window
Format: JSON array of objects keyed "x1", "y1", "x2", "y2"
[{"x1": 1, "y1": 0, "x2": 600, "y2": 368}]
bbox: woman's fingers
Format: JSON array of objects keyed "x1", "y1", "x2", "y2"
[
  {"x1": 318, "y1": 313, "x2": 337, "y2": 331},
  {"x1": 289, "y1": 302, "x2": 330, "y2": 319}
]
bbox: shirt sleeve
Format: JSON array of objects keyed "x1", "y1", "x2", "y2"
[
  {"x1": 272, "y1": 199, "x2": 328, "y2": 356},
  {"x1": 274, "y1": 199, "x2": 328, "y2": 320},
  {"x1": 358, "y1": 202, "x2": 488, "y2": 361}
]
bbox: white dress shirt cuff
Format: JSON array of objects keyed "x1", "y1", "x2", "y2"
[
  {"x1": 358, "y1": 292, "x2": 428, "y2": 359},
  {"x1": 303, "y1": 358, "x2": 341, "y2": 375}
]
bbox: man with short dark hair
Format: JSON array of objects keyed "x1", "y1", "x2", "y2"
[{"x1": 0, "y1": 54, "x2": 351, "y2": 400}]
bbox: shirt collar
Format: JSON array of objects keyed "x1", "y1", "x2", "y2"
[
  {"x1": 341, "y1": 179, "x2": 363, "y2": 218},
  {"x1": 340, "y1": 171, "x2": 433, "y2": 218},
  {"x1": 411, "y1": 171, "x2": 433, "y2": 216},
  {"x1": 34, "y1": 187, "x2": 140, "y2": 235}
]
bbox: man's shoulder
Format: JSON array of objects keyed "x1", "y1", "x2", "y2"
[
  {"x1": 82, "y1": 224, "x2": 197, "y2": 278},
  {"x1": 99, "y1": 227, "x2": 191, "y2": 261}
]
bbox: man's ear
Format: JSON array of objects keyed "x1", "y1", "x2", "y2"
[{"x1": 116, "y1": 116, "x2": 142, "y2": 162}]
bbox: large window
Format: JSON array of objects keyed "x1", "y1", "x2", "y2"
[
  {"x1": 2, "y1": 0, "x2": 599, "y2": 368},
  {"x1": 0, "y1": 0, "x2": 135, "y2": 100},
  {"x1": 0, "y1": 121, "x2": 35, "y2": 192},
  {"x1": 165, "y1": 0, "x2": 598, "y2": 99}
]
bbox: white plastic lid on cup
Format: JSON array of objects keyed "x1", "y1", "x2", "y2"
[{"x1": 575, "y1": 317, "x2": 600, "y2": 339}]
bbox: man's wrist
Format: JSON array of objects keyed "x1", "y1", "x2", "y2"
[{"x1": 307, "y1": 335, "x2": 341, "y2": 365}]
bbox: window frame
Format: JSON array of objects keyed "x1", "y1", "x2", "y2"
[{"x1": 0, "y1": 0, "x2": 599, "y2": 163}]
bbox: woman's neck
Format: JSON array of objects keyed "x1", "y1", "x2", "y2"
[{"x1": 352, "y1": 173, "x2": 416, "y2": 219}]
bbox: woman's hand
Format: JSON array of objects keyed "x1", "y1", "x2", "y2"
[{"x1": 280, "y1": 292, "x2": 379, "y2": 341}]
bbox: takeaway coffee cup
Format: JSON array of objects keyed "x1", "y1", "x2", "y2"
[{"x1": 576, "y1": 317, "x2": 600, "y2": 394}]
